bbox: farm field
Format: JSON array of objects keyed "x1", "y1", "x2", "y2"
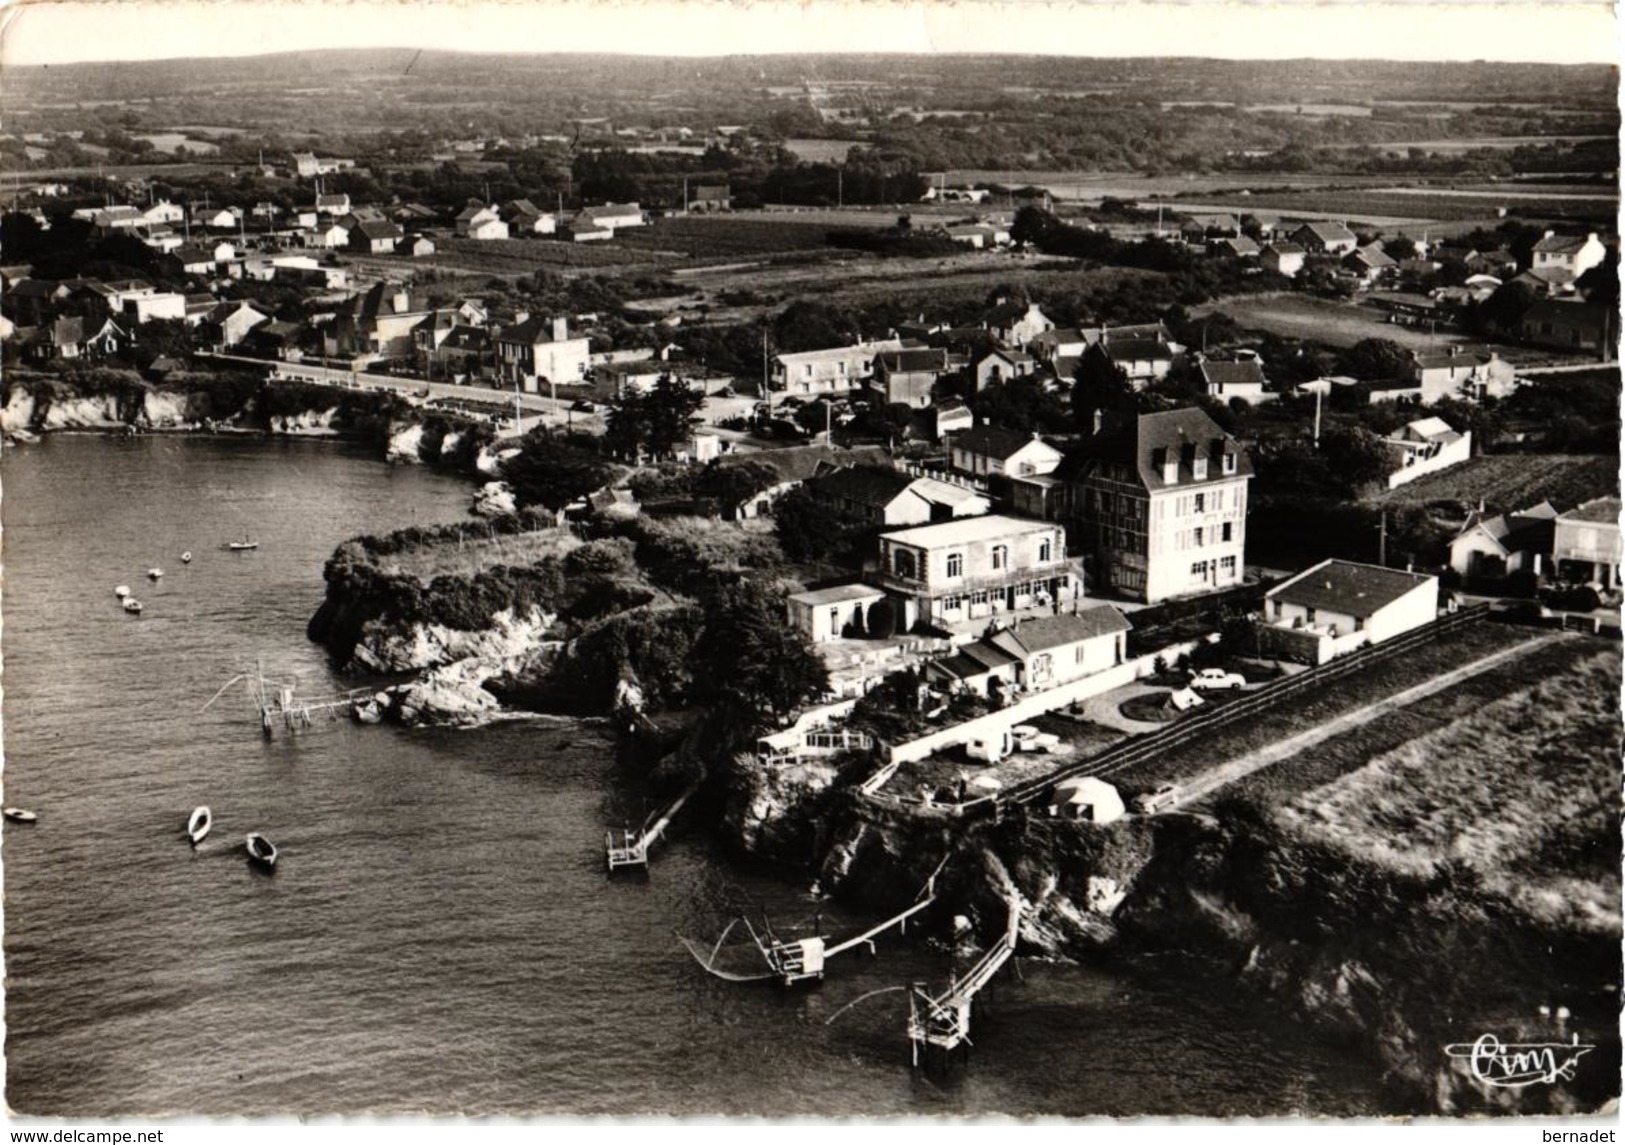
[
  {"x1": 610, "y1": 216, "x2": 845, "y2": 258},
  {"x1": 1368, "y1": 453, "x2": 1618, "y2": 512},
  {"x1": 1167, "y1": 188, "x2": 1615, "y2": 223},
  {"x1": 1275, "y1": 638, "x2": 1621, "y2": 931},
  {"x1": 415, "y1": 235, "x2": 669, "y2": 276}
]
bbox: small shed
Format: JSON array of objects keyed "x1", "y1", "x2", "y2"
[{"x1": 1050, "y1": 777, "x2": 1125, "y2": 824}]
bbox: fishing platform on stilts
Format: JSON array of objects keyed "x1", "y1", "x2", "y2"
[
  {"x1": 907, "y1": 891, "x2": 1023, "y2": 1067},
  {"x1": 205, "y1": 662, "x2": 371, "y2": 737},
  {"x1": 683, "y1": 857, "x2": 949, "y2": 987},
  {"x1": 606, "y1": 780, "x2": 701, "y2": 871}
]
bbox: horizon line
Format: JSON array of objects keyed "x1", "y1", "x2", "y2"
[{"x1": 1, "y1": 1, "x2": 1618, "y2": 68}]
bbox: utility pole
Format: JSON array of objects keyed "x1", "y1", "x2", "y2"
[
  {"x1": 1313, "y1": 387, "x2": 1322, "y2": 446},
  {"x1": 1378, "y1": 510, "x2": 1388, "y2": 566},
  {"x1": 762, "y1": 328, "x2": 771, "y2": 416}
]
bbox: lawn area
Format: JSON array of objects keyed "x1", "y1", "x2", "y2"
[
  {"x1": 1275, "y1": 639, "x2": 1621, "y2": 931},
  {"x1": 1194, "y1": 293, "x2": 1489, "y2": 351},
  {"x1": 372, "y1": 525, "x2": 582, "y2": 584},
  {"x1": 423, "y1": 235, "x2": 663, "y2": 274},
  {"x1": 1367, "y1": 454, "x2": 1618, "y2": 512}
]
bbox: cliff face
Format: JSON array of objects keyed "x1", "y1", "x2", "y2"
[
  {"x1": 1, "y1": 385, "x2": 217, "y2": 433},
  {"x1": 726, "y1": 775, "x2": 1618, "y2": 1116}
]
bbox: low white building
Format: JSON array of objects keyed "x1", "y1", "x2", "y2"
[
  {"x1": 1383, "y1": 417, "x2": 1472, "y2": 489},
  {"x1": 787, "y1": 583, "x2": 888, "y2": 644},
  {"x1": 1260, "y1": 559, "x2": 1437, "y2": 665},
  {"x1": 1050, "y1": 776, "x2": 1125, "y2": 824},
  {"x1": 772, "y1": 339, "x2": 903, "y2": 397}
]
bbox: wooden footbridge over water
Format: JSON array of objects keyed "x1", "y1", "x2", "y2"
[
  {"x1": 907, "y1": 891, "x2": 1023, "y2": 1065},
  {"x1": 606, "y1": 780, "x2": 702, "y2": 871}
]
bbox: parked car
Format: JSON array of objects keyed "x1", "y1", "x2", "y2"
[
  {"x1": 1131, "y1": 784, "x2": 1182, "y2": 814},
  {"x1": 570, "y1": 399, "x2": 598, "y2": 413},
  {"x1": 1189, "y1": 668, "x2": 1246, "y2": 691}
]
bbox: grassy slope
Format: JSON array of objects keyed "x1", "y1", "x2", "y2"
[
  {"x1": 1367, "y1": 454, "x2": 1618, "y2": 511},
  {"x1": 1275, "y1": 642, "x2": 1620, "y2": 930}
]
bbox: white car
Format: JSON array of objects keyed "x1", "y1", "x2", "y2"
[
  {"x1": 1132, "y1": 784, "x2": 1182, "y2": 814},
  {"x1": 1189, "y1": 668, "x2": 1246, "y2": 691}
]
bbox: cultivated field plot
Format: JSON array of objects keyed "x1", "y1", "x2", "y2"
[
  {"x1": 612, "y1": 216, "x2": 843, "y2": 259},
  {"x1": 1195, "y1": 294, "x2": 1479, "y2": 350},
  {"x1": 1368, "y1": 453, "x2": 1618, "y2": 511},
  {"x1": 1276, "y1": 640, "x2": 1621, "y2": 930},
  {"x1": 1181, "y1": 188, "x2": 1616, "y2": 224},
  {"x1": 421, "y1": 236, "x2": 665, "y2": 275}
]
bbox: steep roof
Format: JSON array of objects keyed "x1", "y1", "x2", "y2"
[
  {"x1": 717, "y1": 444, "x2": 890, "y2": 487},
  {"x1": 1533, "y1": 232, "x2": 1596, "y2": 255},
  {"x1": 877, "y1": 348, "x2": 949, "y2": 374},
  {"x1": 1095, "y1": 336, "x2": 1172, "y2": 362},
  {"x1": 1267, "y1": 559, "x2": 1434, "y2": 617},
  {"x1": 1066, "y1": 406, "x2": 1253, "y2": 491},
  {"x1": 1265, "y1": 242, "x2": 1306, "y2": 257},
  {"x1": 1347, "y1": 244, "x2": 1397, "y2": 269},
  {"x1": 807, "y1": 465, "x2": 916, "y2": 511},
  {"x1": 989, "y1": 607, "x2": 1131, "y2": 656},
  {"x1": 496, "y1": 314, "x2": 567, "y2": 344},
  {"x1": 950, "y1": 424, "x2": 1049, "y2": 461},
  {"x1": 1293, "y1": 221, "x2": 1357, "y2": 245},
  {"x1": 1199, "y1": 359, "x2": 1267, "y2": 388}
]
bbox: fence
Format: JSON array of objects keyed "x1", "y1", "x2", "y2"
[{"x1": 1001, "y1": 604, "x2": 1489, "y2": 806}]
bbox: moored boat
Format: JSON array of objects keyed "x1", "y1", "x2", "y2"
[
  {"x1": 147, "y1": 567, "x2": 164, "y2": 581},
  {"x1": 226, "y1": 538, "x2": 259, "y2": 552},
  {"x1": 186, "y1": 805, "x2": 212, "y2": 845},
  {"x1": 4, "y1": 808, "x2": 38, "y2": 824},
  {"x1": 123, "y1": 599, "x2": 144, "y2": 614},
  {"x1": 114, "y1": 584, "x2": 131, "y2": 599},
  {"x1": 181, "y1": 551, "x2": 193, "y2": 564},
  {"x1": 245, "y1": 832, "x2": 278, "y2": 868}
]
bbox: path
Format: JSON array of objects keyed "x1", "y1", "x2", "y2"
[{"x1": 1168, "y1": 631, "x2": 1568, "y2": 809}]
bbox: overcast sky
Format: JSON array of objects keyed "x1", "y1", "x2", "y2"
[{"x1": 0, "y1": 0, "x2": 1617, "y2": 67}]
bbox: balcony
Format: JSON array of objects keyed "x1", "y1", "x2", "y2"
[{"x1": 875, "y1": 561, "x2": 1071, "y2": 597}]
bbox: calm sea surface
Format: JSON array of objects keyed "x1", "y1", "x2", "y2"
[{"x1": 3, "y1": 434, "x2": 1382, "y2": 1117}]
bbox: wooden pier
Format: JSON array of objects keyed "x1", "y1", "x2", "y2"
[
  {"x1": 205, "y1": 663, "x2": 370, "y2": 737},
  {"x1": 606, "y1": 780, "x2": 701, "y2": 871},
  {"x1": 908, "y1": 892, "x2": 1023, "y2": 1066}
]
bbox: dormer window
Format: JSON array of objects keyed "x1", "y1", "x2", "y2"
[
  {"x1": 1193, "y1": 456, "x2": 1208, "y2": 480},
  {"x1": 1223, "y1": 452, "x2": 1237, "y2": 474}
]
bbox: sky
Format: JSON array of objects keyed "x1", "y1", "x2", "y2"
[{"x1": 0, "y1": 0, "x2": 1618, "y2": 67}]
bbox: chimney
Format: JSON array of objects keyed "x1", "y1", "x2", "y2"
[
  {"x1": 553, "y1": 317, "x2": 568, "y2": 342},
  {"x1": 392, "y1": 289, "x2": 409, "y2": 314},
  {"x1": 1092, "y1": 408, "x2": 1103, "y2": 434}
]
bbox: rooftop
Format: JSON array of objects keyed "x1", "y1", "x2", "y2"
[
  {"x1": 1559, "y1": 497, "x2": 1620, "y2": 525},
  {"x1": 1267, "y1": 559, "x2": 1434, "y2": 617},
  {"x1": 882, "y1": 513, "x2": 1054, "y2": 550},
  {"x1": 790, "y1": 582, "x2": 886, "y2": 607}
]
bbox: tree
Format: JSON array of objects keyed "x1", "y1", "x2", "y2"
[
  {"x1": 603, "y1": 375, "x2": 704, "y2": 460},
  {"x1": 500, "y1": 434, "x2": 615, "y2": 510},
  {"x1": 1070, "y1": 348, "x2": 1135, "y2": 430},
  {"x1": 772, "y1": 485, "x2": 870, "y2": 565},
  {"x1": 691, "y1": 579, "x2": 829, "y2": 728},
  {"x1": 1319, "y1": 425, "x2": 1398, "y2": 494},
  {"x1": 1339, "y1": 338, "x2": 1413, "y2": 382},
  {"x1": 1383, "y1": 236, "x2": 1418, "y2": 261}
]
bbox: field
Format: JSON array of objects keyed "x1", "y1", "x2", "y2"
[
  {"x1": 1367, "y1": 454, "x2": 1619, "y2": 512},
  {"x1": 1276, "y1": 640, "x2": 1621, "y2": 931},
  {"x1": 1168, "y1": 188, "x2": 1616, "y2": 224},
  {"x1": 610, "y1": 216, "x2": 845, "y2": 259},
  {"x1": 1193, "y1": 293, "x2": 1481, "y2": 350},
  {"x1": 416, "y1": 235, "x2": 667, "y2": 276}
]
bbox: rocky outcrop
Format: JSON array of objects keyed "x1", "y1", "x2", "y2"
[
  {"x1": 723, "y1": 754, "x2": 846, "y2": 863},
  {"x1": 472, "y1": 480, "x2": 517, "y2": 517},
  {"x1": 348, "y1": 604, "x2": 555, "y2": 675},
  {"x1": 265, "y1": 407, "x2": 343, "y2": 435},
  {"x1": 385, "y1": 421, "x2": 425, "y2": 463}
]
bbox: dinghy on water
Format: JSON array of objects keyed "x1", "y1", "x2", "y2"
[
  {"x1": 181, "y1": 552, "x2": 193, "y2": 564},
  {"x1": 147, "y1": 568, "x2": 164, "y2": 581},
  {"x1": 123, "y1": 599, "x2": 144, "y2": 614},
  {"x1": 186, "y1": 806, "x2": 212, "y2": 845},
  {"x1": 245, "y1": 833, "x2": 278, "y2": 869},
  {"x1": 114, "y1": 584, "x2": 131, "y2": 599},
  {"x1": 4, "y1": 808, "x2": 38, "y2": 824},
  {"x1": 226, "y1": 536, "x2": 259, "y2": 552}
]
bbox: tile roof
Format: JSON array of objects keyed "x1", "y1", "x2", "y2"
[
  {"x1": 1267, "y1": 559, "x2": 1434, "y2": 617},
  {"x1": 989, "y1": 607, "x2": 1131, "y2": 656},
  {"x1": 1066, "y1": 406, "x2": 1253, "y2": 491},
  {"x1": 1294, "y1": 221, "x2": 1357, "y2": 245},
  {"x1": 1533, "y1": 232, "x2": 1596, "y2": 255},
  {"x1": 877, "y1": 348, "x2": 949, "y2": 374},
  {"x1": 950, "y1": 424, "x2": 1046, "y2": 460},
  {"x1": 1558, "y1": 496, "x2": 1620, "y2": 525},
  {"x1": 1200, "y1": 359, "x2": 1267, "y2": 388},
  {"x1": 808, "y1": 465, "x2": 916, "y2": 510}
]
